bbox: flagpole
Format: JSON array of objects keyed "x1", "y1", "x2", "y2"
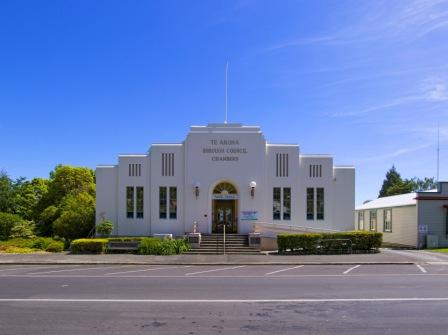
[{"x1": 225, "y1": 61, "x2": 228, "y2": 124}]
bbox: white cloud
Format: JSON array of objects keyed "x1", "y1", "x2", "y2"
[
  {"x1": 421, "y1": 76, "x2": 448, "y2": 101},
  {"x1": 360, "y1": 143, "x2": 432, "y2": 163}
]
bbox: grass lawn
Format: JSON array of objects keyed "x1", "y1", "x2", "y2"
[{"x1": 428, "y1": 248, "x2": 448, "y2": 253}]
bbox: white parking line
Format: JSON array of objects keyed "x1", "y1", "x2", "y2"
[
  {"x1": 185, "y1": 266, "x2": 246, "y2": 276},
  {"x1": 264, "y1": 265, "x2": 304, "y2": 276},
  {"x1": 427, "y1": 262, "x2": 448, "y2": 265},
  {"x1": 28, "y1": 265, "x2": 133, "y2": 275},
  {"x1": 105, "y1": 266, "x2": 190, "y2": 275},
  {"x1": 416, "y1": 264, "x2": 427, "y2": 273},
  {"x1": 2, "y1": 297, "x2": 448, "y2": 303},
  {"x1": 343, "y1": 265, "x2": 360, "y2": 274}
]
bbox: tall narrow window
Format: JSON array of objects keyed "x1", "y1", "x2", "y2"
[
  {"x1": 159, "y1": 187, "x2": 167, "y2": 219},
  {"x1": 369, "y1": 210, "x2": 377, "y2": 231},
  {"x1": 136, "y1": 187, "x2": 144, "y2": 219},
  {"x1": 169, "y1": 187, "x2": 177, "y2": 219},
  {"x1": 126, "y1": 186, "x2": 134, "y2": 218},
  {"x1": 358, "y1": 211, "x2": 364, "y2": 230},
  {"x1": 283, "y1": 188, "x2": 291, "y2": 220},
  {"x1": 316, "y1": 188, "x2": 324, "y2": 220},
  {"x1": 273, "y1": 187, "x2": 281, "y2": 220},
  {"x1": 384, "y1": 209, "x2": 392, "y2": 232},
  {"x1": 306, "y1": 188, "x2": 314, "y2": 220},
  {"x1": 275, "y1": 153, "x2": 289, "y2": 177}
]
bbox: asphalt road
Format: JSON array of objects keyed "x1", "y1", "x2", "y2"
[{"x1": 1, "y1": 263, "x2": 448, "y2": 334}]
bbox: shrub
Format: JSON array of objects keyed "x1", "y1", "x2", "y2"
[
  {"x1": 138, "y1": 237, "x2": 190, "y2": 255},
  {"x1": 0, "y1": 212, "x2": 25, "y2": 240},
  {"x1": 45, "y1": 241, "x2": 64, "y2": 252},
  {"x1": 0, "y1": 237, "x2": 64, "y2": 253},
  {"x1": 70, "y1": 239, "x2": 108, "y2": 254},
  {"x1": 138, "y1": 238, "x2": 163, "y2": 255},
  {"x1": 9, "y1": 220, "x2": 36, "y2": 239},
  {"x1": 53, "y1": 192, "x2": 95, "y2": 241},
  {"x1": 277, "y1": 231, "x2": 382, "y2": 254},
  {"x1": 96, "y1": 220, "x2": 113, "y2": 237}
]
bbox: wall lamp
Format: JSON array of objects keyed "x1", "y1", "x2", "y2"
[
  {"x1": 250, "y1": 181, "x2": 257, "y2": 198},
  {"x1": 194, "y1": 182, "x2": 200, "y2": 198}
]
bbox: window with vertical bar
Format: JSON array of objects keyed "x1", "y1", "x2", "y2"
[
  {"x1": 273, "y1": 187, "x2": 281, "y2": 220},
  {"x1": 126, "y1": 186, "x2": 134, "y2": 218},
  {"x1": 136, "y1": 187, "x2": 144, "y2": 218},
  {"x1": 306, "y1": 188, "x2": 314, "y2": 220},
  {"x1": 283, "y1": 188, "x2": 291, "y2": 220}
]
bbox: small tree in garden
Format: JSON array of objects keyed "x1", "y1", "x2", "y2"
[{"x1": 96, "y1": 219, "x2": 113, "y2": 237}]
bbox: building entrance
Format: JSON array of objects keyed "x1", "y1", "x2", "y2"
[
  {"x1": 211, "y1": 182, "x2": 238, "y2": 234},
  {"x1": 212, "y1": 200, "x2": 237, "y2": 233}
]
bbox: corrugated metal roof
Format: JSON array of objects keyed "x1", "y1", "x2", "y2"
[{"x1": 356, "y1": 193, "x2": 417, "y2": 210}]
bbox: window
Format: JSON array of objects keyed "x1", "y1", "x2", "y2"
[
  {"x1": 283, "y1": 188, "x2": 291, "y2": 220},
  {"x1": 369, "y1": 210, "x2": 377, "y2": 231},
  {"x1": 358, "y1": 211, "x2": 364, "y2": 230},
  {"x1": 126, "y1": 186, "x2": 134, "y2": 218},
  {"x1": 273, "y1": 187, "x2": 281, "y2": 220},
  {"x1": 159, "y1": 187, "x2": 167, "y2": 219},
  {"x1": 276, "y1": 153, "x2": 289, "y2": 177},
  {"x1": 306, "y1": 188, "x2": 314, "y2": 220},
  {"x1": 128, "y1": 164, "x2": 141, "y2": 177},
  {"x1": 136, "y1": 187, "x2": 144, "y2": 219},
  {"x1": 169, "y1": 187, "x2": 177, "y2": 219},
  {"x1": 162, "y1": 153, "x2": 174, "y2": 176},
  {"x1": 384, "y1": 209, "x2": 392, "y2": 232},
  {"x1": 309, "y1": 165, "x2": 322, "y2": 178},
  {"x1": 316, "y1": 188, "x2": 324, "y2": 220}
]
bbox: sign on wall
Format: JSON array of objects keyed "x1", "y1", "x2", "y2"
[
  {"x1": 241, "y1": 211, "x2": 258, "y2": 220},
  {"x1": 418, "y1": 224, "x2": 428, "y2": 234}
]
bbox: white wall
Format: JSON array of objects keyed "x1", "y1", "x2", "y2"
[{"x1": 96, "y1": 123, "x2": 356, "y2": 236}]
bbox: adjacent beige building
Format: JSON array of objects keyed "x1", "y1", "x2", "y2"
[{"x1": 355, "y1": 182, "x2": 448, "y2": 248}]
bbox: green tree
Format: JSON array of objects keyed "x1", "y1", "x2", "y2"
[
  {"x1": 53, "y1": 192, "x2": 95, "y2": 241},
  {"x1": 35, "y1": 165, "x2": 95, "y2": 236},
  {"x1": 408, "y1": 177, "x2": 437, "y2": 192},
  {"x1": 378, "y1": 166, "x2": 406, "y2": 197},
  {"x1": 0, "y1": 171, "x2": 15, "y2": 213},
  {"x1": 14, "y1": 178, "x2": 48, "y2": 221}
]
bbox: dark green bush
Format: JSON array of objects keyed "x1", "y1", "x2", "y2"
[
  {"x1": 277, "y1": 231, "x2": 382, "y2": 254},
  {"x1": 70, "y1": 239, "x2": 108, "y2": 254},
  {"x1": 45, "y1": 241, "x2": 64, "y2": 252},
  {"x1": 0, "y1": 212, "x2": 25, "y2": 240}
]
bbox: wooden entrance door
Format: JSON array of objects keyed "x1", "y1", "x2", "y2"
[{"x1": 212, "y1": 200, "x2": 237, "y2": 233}]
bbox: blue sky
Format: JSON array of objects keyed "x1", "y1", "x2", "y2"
[{"x1": 0, "y1": 0, "x2": 447, "y2": 205}]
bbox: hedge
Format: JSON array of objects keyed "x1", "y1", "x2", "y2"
[
  {"x1": 70, "y1": 239, "x2": 108, "y2": 254},
  {"x1": 277, "y1": 231, "x2": 382, "y2": 254},
  {"x1": 69, "y1": 237, "x2": 190, "y2": 255}
]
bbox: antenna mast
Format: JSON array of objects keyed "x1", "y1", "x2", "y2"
[
  {"x1": 225, "y1": 61, "x2": 228, "y2": 124},
  {"x1": 437, "y1": 124, "x2": 440, "y2": 182}
]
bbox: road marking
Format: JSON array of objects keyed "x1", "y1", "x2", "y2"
[
  {"x1": 343, "y1": 265, "x2": 360, "y2": 274},
  {"x1": 416, "y1": 265, "x2": 427, "y2": 273},
  {"x1": 28, "y1": 265, "x2": 133, "y2": 275},
  {"x1": 185, "y1": 266, "x2": 246, "y2": 276},
  {"x1": 104, "y1": 266, "x2": 190, "y2": 275},
  {"x1": 4, "y1": 273, "x2": 448, "y2": 279},
  {"x1": 265, "y1": 265, "x2": 304, "y2": 276},
  {"x1": 2, "y1": 297, "x2": 448, "y2": 303},
  {"x1": 427, "y1": 262, "x2": 448, "y2": 265}
]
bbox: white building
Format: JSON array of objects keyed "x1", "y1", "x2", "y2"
[
  {"x1": 96, "y1": 123, "x2": 355, "y2": 236},
  {"x1": 355, "y1": 182, "x2": 448, "y2": 248}
]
